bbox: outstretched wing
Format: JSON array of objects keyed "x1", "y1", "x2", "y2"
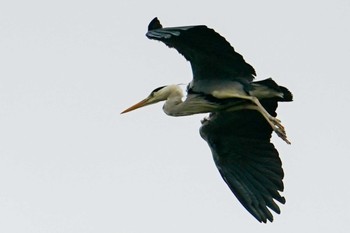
[
  {"x1": 146, "y1": 17, "x2": 255, "y2": 84},
  {"x1": 200, "y1": 100, "x2": 285, "y2": 223}
]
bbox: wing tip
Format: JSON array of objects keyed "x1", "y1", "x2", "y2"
[{"x1": 148, "y1": 17, "x2": 163, "y2": 31}]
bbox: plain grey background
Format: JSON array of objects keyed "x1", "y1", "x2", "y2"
[{"x1": 1, "y1": 0, "x2": 349, "y2": 232}]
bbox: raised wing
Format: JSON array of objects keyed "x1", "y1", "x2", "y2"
[
  {"x1": 200, "y1": 100, "x2": 285, "y2": 223},
  {"x1": 146, "y1": 17, "x2": 256, "y2": 84}
]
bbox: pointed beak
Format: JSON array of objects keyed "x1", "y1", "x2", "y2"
[{"x1": 121, "y1": 97, "x2": 152, "y2": 114}]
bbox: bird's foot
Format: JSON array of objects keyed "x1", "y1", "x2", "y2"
[
  {"x1": 270, "y1": 117, "x2": 290, "y2": 144},
  {"x1": 271, "y1": 117, "x2": 284, "y2": 130}
]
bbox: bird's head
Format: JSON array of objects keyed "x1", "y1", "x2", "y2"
[{"x1": 121, "y1": 85, "x2": 181, "y2": 114}]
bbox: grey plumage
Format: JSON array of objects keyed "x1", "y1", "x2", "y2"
[{"x1": 122, "y1": 17, "x2": 293, "y2": 223}]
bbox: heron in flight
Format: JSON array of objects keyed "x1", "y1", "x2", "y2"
[{"x1": 121, "y1": 17, "x2": 293, "y2": 223}]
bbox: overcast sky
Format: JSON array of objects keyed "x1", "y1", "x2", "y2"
[{"x1": 1, "y1": 0, "x2": 350, "y2": 232}]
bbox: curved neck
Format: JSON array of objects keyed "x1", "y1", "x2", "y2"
[
  {"x1": 160, "y1": 85, "x2": 185, "y2": 116},
  {"x1": 163, "y1": 93, "x2": 218, "y2": 117}
]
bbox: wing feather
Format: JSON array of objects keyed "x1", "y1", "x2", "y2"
[
  {"x1": 200, "y1": 101, "x2": 285, "y2": 223},
  {"x1": 146, "y1": 17, "x2": 256, "y2": 83}
]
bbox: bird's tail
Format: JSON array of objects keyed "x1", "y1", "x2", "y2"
[
  {"x1": 251, "y1": 78, "x2": 293, "y2": 102},
  {"x1": 277, "y1": 85, "x2": 293, "y2": 102}
]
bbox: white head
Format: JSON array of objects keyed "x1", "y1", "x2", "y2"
[{"x1": 121, "y1": 85, "x2": 183, "y2": 114}]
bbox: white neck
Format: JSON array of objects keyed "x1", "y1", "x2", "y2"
[{"x1": 160, "y1": 85, "x2": 217, "y2": 116}]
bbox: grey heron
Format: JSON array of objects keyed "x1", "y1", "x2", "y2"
[{"x1": 121, "y1": 17, "x2": 293, "y2": 223}]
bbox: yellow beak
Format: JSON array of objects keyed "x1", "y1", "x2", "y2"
[{"x1": 120, "y1": 97, "x2": 152, "y2": 114}]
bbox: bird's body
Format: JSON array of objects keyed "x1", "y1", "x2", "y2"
[{"x1": 121, "y1": 18, "x2": 293, "y2": 223}]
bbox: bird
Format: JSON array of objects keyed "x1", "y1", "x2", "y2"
[{"x1": 121, "y1": 17, "x2": 293, "y2": 223}]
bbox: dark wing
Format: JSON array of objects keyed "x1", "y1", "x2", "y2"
[
  {"x1": 200, "y1": 100, "x2": 285, "y2": 223},
  {"x1": 146, "y1": 17, "x2": 255, "y2": 84}
]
